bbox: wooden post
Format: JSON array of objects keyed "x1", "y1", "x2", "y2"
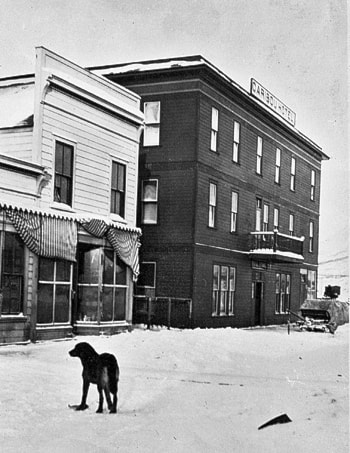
[
  {"x1": 167, "y1": 298, "x2": 171, "y2": 330},
  {"x1": 147, "y1": 297, "x2": 152, "y2": 330}
]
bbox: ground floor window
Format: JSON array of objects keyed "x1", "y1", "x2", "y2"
[
  {"x1": 275, "y1": 273, "x2": 290, "y2": 314},
  {"x1": 77, "y1": 245, "x2": 127, "y2": 323},
  {"x1": 212, "y1": 264, "x2": 236, "y2": 316},
  {"x1": 137, "y1": 262, "x2": 156, "y2": 289},
  {"x1": 37, "y1": 258, "x2": 73, "y2": 324},
  {"x1": 0, "y1": 232, "x2": 24, "y2": 315},
  {"x1": 307, "y1": 270, "x2": 317, "y2": 299}
]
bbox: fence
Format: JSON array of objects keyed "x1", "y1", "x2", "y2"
[{"x1": 133, "y1": 296, "x2": 193, "y2": 329}]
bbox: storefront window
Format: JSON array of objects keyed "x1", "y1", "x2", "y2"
[
  {"x1": 1, "y1": 232, "x2": 24, "y2": 314},
  {"x1": 37, "y1": 258, "x2": 72, "y2": 324},
  {"x1": 77, "y1": 246, "x2": 127, "y2": 323}
]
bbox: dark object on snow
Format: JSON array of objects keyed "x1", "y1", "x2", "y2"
[
  {"x1": 69, "y1": 342, "x2": 119, "y2": 414},
  {"x1": 324, "y1": 285, "x2": 340, "y2": 299},
  {"x1": 258, "y1": 413, "x2": 292, "y2": 430}
]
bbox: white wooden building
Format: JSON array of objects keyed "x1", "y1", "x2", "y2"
[{"x1": 0, "y1": 48, "x2": 143, "y2": 343}]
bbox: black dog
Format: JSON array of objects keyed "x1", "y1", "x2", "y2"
[{"x1": 69, "y1": 342, "x2": 119, "y2": 414}]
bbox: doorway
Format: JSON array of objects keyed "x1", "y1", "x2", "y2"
[{"x1": 253, "y1": 281, "x2": 264, "y2": 326}]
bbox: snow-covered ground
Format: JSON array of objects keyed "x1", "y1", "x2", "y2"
[{"x1": 0, "y1": 324, "x2": 348, "y2": 453}]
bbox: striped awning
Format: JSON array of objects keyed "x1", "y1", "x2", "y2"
[
  {"x1": 4, "y1": 206, "x2": 77, "y2": 262},
  {"x1": 79, "y1": 218, "x2": 141, "y2": 281}
]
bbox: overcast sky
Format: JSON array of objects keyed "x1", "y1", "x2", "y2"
[{"x1": 0, "y1": 0, "x2": 348, "y2": 262}]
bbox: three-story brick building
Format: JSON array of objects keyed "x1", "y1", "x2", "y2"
[{"x1": 93, "y1": 56, "x2": 329, "y2": 328}]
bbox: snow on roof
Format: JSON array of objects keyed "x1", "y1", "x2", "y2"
[
  {"x1": 91, "y1": 56, "x2": 326, "y2": 156},
  {"x1": 0, "y1": 82, "x2": 34, "y2": 128}
]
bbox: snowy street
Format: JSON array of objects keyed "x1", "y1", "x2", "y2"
[{"x1": 0, "y1": 325, "x2": 348, "y2": 453}]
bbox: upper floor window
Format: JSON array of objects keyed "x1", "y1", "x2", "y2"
[
  {"x1": 309, "y1": 221, "x2": 314, "y2": 253},
  {"x1": 141, "y1": 180, "x2": 158, "y2": 224},
  {"x1": 1, "y1": 232, "x2": 24, "y2": 315},
  {"x1": 54, "y1": 141, "x2": 74, "y2": 206},
  {"x1": 232, "y1": 121, "x2": 240, "y2": 163},
  {"x1": 263, "y1": 204, "x2": 269, "y2": 231},
  {"x1": 210, "y1": 107, "x2": 219, "y2": 152},
  {"x1": 273, "y1": 207, "x2": 279, "y2": 230},
  {"x1": 311, "y1": 170, "x2": 316, "y2": 201},
  {"x1": 289, "y1": 213, "x2": 295, "y2": 236},
  {"x1": 231, "y1": 191, "x2": 238, "y2": 232},
  {"x1": 110, "y1": 161, "x2": 126, "y2": 217},
  {"x1": 143, "y1": 101, "x2": 160, "y2": 146},
  {"x1": 208, "y1": 182, "x2": 217, "y2": 228},
  {"x1": 290, "y1": 157, "x2": 296, "y2": 191},
  {"x1": 275, "y1": 148, "x2": 281, "y2": 184},
  {"x1": 255, "y1": 197, "x2": 262, "y2": 231},
  {"x1": 256, "y1": 136, "x2": 263, "y2": 175}
]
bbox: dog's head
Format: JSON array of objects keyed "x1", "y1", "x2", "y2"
[{"x1": 69, "y1": 342, "x2": 96, "y2": 359}]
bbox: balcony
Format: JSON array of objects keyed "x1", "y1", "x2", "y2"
[{"x1": 249, "y1": 230, "x2": 304, "y2": 263}]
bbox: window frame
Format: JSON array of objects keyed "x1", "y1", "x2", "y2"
[
  {"x1": 37, "y1": 258, "x2": 73, "y2": 325},
  {"x1": 210, "y1": 107, "x2": 219, "y2": 152},
  {"x1": 309, "y1": 221, "x2": 314, "y2": 253},
  {"x1": 263, "y1": 203, "x2": 269, "y2": 232},
  {"x1": 143, "y1": 101, "x2": 161, "y2": 147},
  {"x1": 208, "y1": 182, "x2": 217, "y2": 228},
  {"x1": 275, "y1": 273, "x2": 291, "y2": 314},
  {"x1": 273, "y1": 207, "x2": 280, "y2": 230},
  {"x1": 232, "y1": 120, "x2": 240, "y2": 163},
  {"x1": 290, "y1": 157, "x2": 296, "y2": 191},
  {"x1": 137, "y1": 261, "x2": 156, "y2": 289},
  {"x1": 256, "y1": 136, "x2": 263, "y2": 175},
  {"x1": 110, "y1": 160, "x2": 126, "y2": 218},
  {"x1": 141, "y1": 179, "x2": 158, "y2": 225},
  {"x1": 289, "y1": 213, "x2": 295, "y2": 236},
  {"x1": 212, "y1": 264, "x2": 236, "y2": 316},
  {"x1": 275, "y1": 148, "x2": 281, "y2": 184},
  {"x1": 54, "y1": 140, "x2": 75, "y2": 207},
  {"x1": 311, "y1": 169, "x2": 316, "y2": 201},
  {"x1": 231, "y1": 191, "x2": 238, "y2": 233}
]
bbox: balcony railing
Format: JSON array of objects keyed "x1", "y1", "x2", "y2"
[{"x1": 250, "y1": 230, "x2": 304, "y2": 262}]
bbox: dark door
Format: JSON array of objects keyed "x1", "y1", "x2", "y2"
[{"x1": 254, "y1": 281, "x2": 264, "y2": 326}]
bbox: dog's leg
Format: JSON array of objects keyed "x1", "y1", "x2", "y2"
[
  {"x1": 96, "y1": 383, "x2": 104, "y2": 413},
  {"x1": 76, "y1": 379, "x2": 89, "y2": 411},
  {"x1": 110, "y1": 380, "x2": 118, "y2": 414}
]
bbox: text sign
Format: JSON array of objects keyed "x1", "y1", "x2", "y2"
[{"x1": 250, "y1": 79, "x2": 296, "y2": 126}]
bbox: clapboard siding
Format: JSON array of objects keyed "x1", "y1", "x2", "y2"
[
  {"x1": 0, "y1": 128, "x2": 33, "y2": 161},
  {"x1": 39, "y1": 88, "x2": 139, "y2": 224}
]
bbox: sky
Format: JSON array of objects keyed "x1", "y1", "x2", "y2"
[{"x1": 0, "y1": 0, "x2": 348, "y2": 279}]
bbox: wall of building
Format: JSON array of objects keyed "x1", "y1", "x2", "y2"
[{"x1": 0, "y1": 128, "x2": 33, "y2": 162}]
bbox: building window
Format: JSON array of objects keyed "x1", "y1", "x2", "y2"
[
  {"x1": 231, "y1": 191, "x2": 238, "y2": 232},
  {"x1": 263, "y1": 204, "x2": 269, "y2": 232},
  {"x1": 275, "y1": 273, "x2": 290, "y2": 314},
  {"x1": 54, "y1": 141, "x2": 74, "y2": 206},
  {"x1": 290, "y1": 157, "x2": 296, "y2": 191},
  {"x1": 0, "y1": 232, "x2": 24, "y2": 314},
  {"x1": 289, "y1": 214, "x2": 294, "y2": 236},
  {"x1": 209, "y1": 182, "x2": 217, "y2": 228},
  {"x1": 309, "y1": 221, "x2": 314, "y2": 253},
  {"x1": 275, "y1": 148, "x2": 281, "y2": 184},
  {"x1": 141, "y1": 180, "x2": 158, "y2": 224},
  {"x1": 232, "y1": 121, "x2": 240, "y2": 163},
  {"x1": 143, "y1": 101, "x2": 160, "y2": 146},
  {"x1": 307, "y1": 270, "x2": 317, "y2": 299},
  {"x1": 311, "y1": 170, "x2": 316, "y2": 201},
  {"x1": 255, "y1": 198, "x2": 262, "y2": 231},
  {"x1": 210, "y1": 107, "x2": 219, "y2": 152},
  {"x1": 110, "y1": 161, "x2": 126, "y2": 217},
  {"x1": 212, "y1": 264, "x2": 236, "y2": 316},
  {"x1": 77, "y1": 245, "x2": 127, "y2": 322},
  {"x1": 37, "y1": 258, "x2": 73, "y2": 324},
  {"x1": 273, "y1": 207, "x2": 279, "y2": 230},
  {"x1": 256, "y1": 136, "x2": 263, "y2": 174},
  {"x1": 137, "y1": 262, "x2": 156, "y2": 288}
]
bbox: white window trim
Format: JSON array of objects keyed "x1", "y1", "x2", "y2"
[
  {"x1": 142, "y1": 179, "x2": 158, "y2": 225},
  {"x1": 256, "y1": 136, "x2": 263, "y2": 174},
  {"x1": 143, "y1": 101, "x2": 161, "y2": 146},
  {"x1": 52, "y1": 136, "x2": 77, "y2": 210},
  {"x1": 210, "y1": 107, "x2": 219, "y2": 152}
]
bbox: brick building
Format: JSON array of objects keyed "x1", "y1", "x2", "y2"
[{"x1": 92, "y1": 56, "x2": 329, "y2": 328}]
